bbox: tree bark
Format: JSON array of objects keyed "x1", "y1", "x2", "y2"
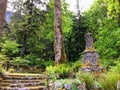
[
  {"x1": 0, "y1": 0, "x2": 7, "y2": 37},
  {"x1": 20, "y1": 31, "x2": 29, "y2": 58},
  {"x1": 54, "y1": 0, "x2": 66, "y2": 64}
]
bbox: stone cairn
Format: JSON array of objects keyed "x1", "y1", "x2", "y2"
[{"x1": 82, "y1": 33, "x2": 102, "y2": 74}]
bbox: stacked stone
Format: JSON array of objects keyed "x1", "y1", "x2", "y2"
[{"x1": 82, "y1": 33, "x2": 102, "y2": 74}]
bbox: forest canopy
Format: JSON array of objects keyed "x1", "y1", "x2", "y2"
[{"x1": 0, "y1": 0, "x2": 119, "y2": 72}]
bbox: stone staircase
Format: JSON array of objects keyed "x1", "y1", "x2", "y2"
[{"x1": 0, "y1": 73, "x2": 47, "y2": 90}]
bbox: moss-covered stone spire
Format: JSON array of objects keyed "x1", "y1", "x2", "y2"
[{"x1": 82, "y1": 33, "x2": 102, "y2": 74}]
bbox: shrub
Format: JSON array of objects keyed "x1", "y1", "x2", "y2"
[
  {"x1": 1, "y1": 40, "x2": 19, "y2": 57},
  {"x1": 0, "y1": 54, "x2": 9, "y2": 72},
  {"x1": 77, "y1": 72, "x2": 95, "y2": 89},
  {"x1": 35, "y1": 59, "x2": 54, "y2": 69},
  {"x1": 10, "y1": 57, "x2": 30, "y2": 68},
  {"x1": 54, "y1": 64, "x2": 71, "y2": 78},
  {"x1": 109, "y1": 60, "x2": 120, "y2": 73},
  {"x1": 24, "y1": 54, "x2": 54, "y2": 70},
  {"x1": 98, "y1": 72, "x2": 120, "y2": 90},
  {"x1": 46, "y1": 64, "x2": 71, "y2": 79},
  {"x1": 0, "y1": 62, "x2": 4, "y2": 75},
  {"x1": 71, "y1": 59, "x2": 82, "y2": 72},
  {"x1": 46, "y1": 65, "x2": 56, "y2": 81}
]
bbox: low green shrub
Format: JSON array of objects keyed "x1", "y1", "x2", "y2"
[
  {"x1": 109, "y1": 61, "x2": 120, "y2": 73},
  {"x1": 0, "y1": 63, "x2": 4, "y2": 75},
  {"x1": 0, "y1": 53, "x2": 9, "y2": 61},
  {"x1": 46, "y1": 64, "x2": 71, "y2": 79},
  {"x1": 0, "y1": 54, "x2": 9, "y2": 72},
  {"x1": 54, "y1": 64, "x2": 71, "y2": 78},
  {"x1": 46, "y1": 65, "x2": 56, "y2": 81},
  {"x1": 71, "y1": 59, "x2": 82, "y2": 72},
  {"x1": 25, "y1": 54, "x2": 54, "y2": 70},
  {"x1": 77, "y1": 72, "x2": 95, "y2": 89},
  {"x1": 1, "y1": 40, "x2": 19, "y2": 57},
  {"x1": 10, "y1": 57, "x2": 30, "y2": 67},
  {"x1": 98, "y1": 72, "x2": 120, "y2": 90}
]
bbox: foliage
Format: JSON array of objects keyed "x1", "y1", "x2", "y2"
[
  {"x1": 8, "y1": 0, "x2": 73, "y2": 62},
  {"x1": 83, "y1": 0, "x2": 107, "y2": 37},
  {"x1": 98, "y1": 72, "x2": 120, "y2": 90},
  {"x1": 83, "y1": 0, "x2": 120, "y2": 60},
  {"x1": 8, "y1": 67, "x2": 15, "y2": 73},
  {"x1": 71, "y1": 83, "x2": 78, "y2": 90},
  {"x1": 104, "y1": 0, "x2": 120, "y2": 22},
  {"x1": 10, "y1": 57, "x2": 30, "y2": 67},
  {"x1": 46, "y1": 65, "x2": 56, "y2": 81},
  {"x1": 0, "y1": 62, "x2": 4, "y2": 75},
  {"x1": 71, "y1": 59, "x2": 82, "y2": 72},
  {"x1": 0, "y1": 53, "x2": 9, "y2": 61},
  {"x1": 65, "y1": 16, "x2": 86, "y2": 61},
  {"x1": 95, "y1": 20, "x2": 120, "y2": 59},
  {"x1": 77, "y1": 72, "x2": 95, "y2": 89},
  {"x1": 24, "y1": 54, "x2": 54, "y2": 69},
  {"x1": 1, "y1": 40, "x2": 19, "y2": 57},
  {"x1": 46, "y1": 64, "x2": 71, "y2": 79},
  {"x1": 54, "y1": 64, "x2": 71, "y2": 78},
  {"x1": 109, "y1": 59, "x2": 120, "y2": 73},
  {"x1": 0, "y1": 53, "x2": 10, "y2": 73}
]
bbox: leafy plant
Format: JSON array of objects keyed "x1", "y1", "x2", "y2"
[
  {"x1": 71, "y1": 59, "x2": 82, "y2": 72},
  {"x1": 46, "y1": 65, "x2": 56, "y2": 81},
  {"x1": 1, "y1": 40, "x2": 19, "y2": 57},
  {"x1": 109, "y1": 60, "x2": 120, "y2": 73},
  {"x1": 46, "y1": 64, "x2": 71, "y2": 79},
  {"x1": 0, "y1": 62, "x2": 4, "y2": 75},
  {"x1": 8, "y1": 68, "x2": 15, "y2": 73},
  {"x1": 54, "y1": 64, "x2": 71, "y2": 78},
  {"x1": 10, "y1": 57, "x2": 30, "y2": 68},
  {"x1": 0, "y1": 53, "x2": 9, "y2": 61},
  {"x1": 98, "y1": 72, "x2": 120, "y2": 90},
  {"x1": 77, "y1": 72, "x2": 95, "y2": 89}
]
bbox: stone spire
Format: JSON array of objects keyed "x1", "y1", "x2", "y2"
[
  {"x1": 82, "y1": 33, "x2": 102, "y2": 73},
  {"x1": 85, "y1": 33, "x2": 94, "y2": 49}
]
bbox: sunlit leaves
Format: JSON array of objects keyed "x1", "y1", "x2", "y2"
[{"x1": 104, "y1": 0, "x2": 120, "y2": 21}]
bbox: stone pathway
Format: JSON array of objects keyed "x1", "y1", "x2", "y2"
[{"x1": 0, "y1": 73, "x2": 47, "y2": 90}]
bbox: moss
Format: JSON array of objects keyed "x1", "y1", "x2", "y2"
[
  {"x1": 84, "y1": 47, "x2": 96, "y2": 52},
  {"x1": 82, "y1": 61, "x2": 91, "y2": 68}
]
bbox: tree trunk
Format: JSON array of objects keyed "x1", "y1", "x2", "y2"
[
  {"x1": 0, "y1": 0, "x2": 7, "y2": 37},
  {"x1": 76, "y1": 0, "x2": 80, "y2": 17},
  {"x1": 20, "y1": 31, "x2": 29, "y2": 58},
  {"x1": 54, "y1": 0, "x2": 66, "y2": 64}
]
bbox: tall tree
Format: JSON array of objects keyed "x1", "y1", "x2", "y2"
[
  {"x1": 20, "y1": 0, "x2": 34, "y2": 57},
  {"x1": 104, "y1": 0, "x2": 120, "y2": 23},
  {"x1": 0, "y1": 0, "x2": 7, "y2": 37},
  {"x1": 20, "y1": 0, "x2": 46, "y2": 57},
  {"x1": 54, "y1": 0, "x2": 66, "y2": 64},
  {"x1": 76, "y1": 0, "x2": 80, "y2": 17}
]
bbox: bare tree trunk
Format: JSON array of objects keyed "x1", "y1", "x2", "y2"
[
  {"x1": 20, "y1": 31, "x2": 28, "y2": 57},
  {"x1": 54, "y1": 0, "x2": 66, "y2": 64},
  {"x1": 0, "y1": 0, "x2": 7, "y2": 37}
]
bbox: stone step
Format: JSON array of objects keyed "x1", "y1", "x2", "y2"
[
  {"x1": 3, "y1": 75, "x2": 46, "y2": 80},
  {"x1": 4, "y1": 73, "x2": 46, "y2": 77},
  {"x1": 1, "y1": 86, "x2": 47, "y2": 90},
  {"x1": 0, "y1": 73, "x2": 47, "y2": 90},
  {"x1": 1, "y1": 82, "x2": 45, "y2": 87},
  {"x1": 2, "y1": 79, "x2": 44, "y2": 83}
]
